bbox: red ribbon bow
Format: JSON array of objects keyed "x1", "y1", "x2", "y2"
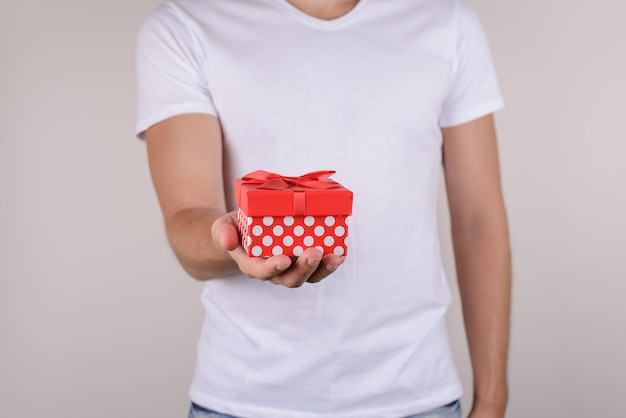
[
  {"x1": 240, "y1": 170, "x2": 341, "y2": 216},
  {"x1": 241, "y1": 170, "x2": 340, "y2": 190}
]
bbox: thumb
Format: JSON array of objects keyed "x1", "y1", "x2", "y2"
[{"x1": 212, "y1": 214, "x2": 241, "y2": 252}]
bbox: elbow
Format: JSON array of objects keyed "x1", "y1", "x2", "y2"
[
  {"x1": 451, "y1": 207, "x2": 509, "y2": 240},
  {"x1": 181, "y1": 264, "x2": 213, "y2": 281}
]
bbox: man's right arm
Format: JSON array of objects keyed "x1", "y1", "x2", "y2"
[
  {"x1": 144, "y1": 113, "x2": 344, "y2": 285},
  {"x1": 145, "y1": 113, "x2": 242, "y2": 279}
]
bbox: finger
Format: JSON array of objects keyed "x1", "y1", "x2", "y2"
[
  {"x1": 211, "y1": 212, "x2": 240, "y2": 251},
  {"x1": 229, "y1": 246, "x2": 292, "y2": 280},
  {"x1": 274, "y1": 248, "x2": 323, "y2": 288},
  {"x1": 268, "y1": 277, "x2": 281, "y2": 285},
  {"x1": 306, "y1": 254, "x2": 344, "y2": 283},
  {"x1": 212, "y1": 212, "x2": 293, "y2": 279}
]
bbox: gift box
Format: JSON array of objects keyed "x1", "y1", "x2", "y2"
[{"x1": 235, "y1": 170, "x2": 353, "y2": 257}]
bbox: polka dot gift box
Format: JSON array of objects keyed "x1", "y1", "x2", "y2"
[{"x1": 235, "y1": 170, "x2": 353, "y2": 257}]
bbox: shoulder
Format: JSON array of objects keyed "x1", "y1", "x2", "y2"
[
  {"x1": 390, "y1": 0, "x2": 476, "y2": 38},
  {"x1": 452, "y1": 0, "x2": 489, "y2": 36},
  {"x1": 137, "y1": 0, "x2": 255, "y2": 42},
  {"x1": 136, "y1": 0, "x2": 213, "y2": 59},
  {"x1": 137, "y1": 1, "x2": 192, "y2": 37},
  {"x1": 410, "y1": 0, "x2": 482, "y2": 31}
]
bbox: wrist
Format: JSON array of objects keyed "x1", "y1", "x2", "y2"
[
  {"x1": 168, "y1": 208, "x2": 239, "y2": 279},
  {"x1": 472, "y1": 388, "x2": 508, "y2": 417},
  {"x1": 470, "y1": 404, "x2": 506, "y2": 418}
]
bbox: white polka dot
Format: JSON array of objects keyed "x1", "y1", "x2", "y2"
[
  {"x1": 303, "y1": 236, "x2": 314, "y2": 247},
  {"x1": 334, "y1": 226, "x2": 346, "y2": 237},
  {"x1": 247, "y1": 217, "x2": 253, "y2": 226},
  {"x1": 334, "y1": 246, "x2": 345, "y2": 256},
  {"x1": 273, "y1": 225, "x2": 284, "y2": 236},
  {"x1": 272, "y1": 246, "x2": 283, "y2": 256},
  {"x1": 283, "y1": 236, "x2": 294, "y2": 247},
  {"x1": 252, "y1": 246, "x2": 263, "y2": 257},
  {"x1": 324, "y1": 236, "x2": 335, "y2": 246},
  {"x1": 252, "y1": 225, "x2": 263, "y2": 236},
  {"x1": 262, "y1": 236, "x2": 273, "y2": 246},
  {"x1": 293, "y1": 226, "x2": 304, "y2": 236},
  {"x1": 325, "y1": 216, "x2": 336, "y2": 226},
  {"x1": 293, "y1": 246, "x2": 303, "y2": 256},
  {"x1": 315, "y1": 246, "x2": 324, "y2": 253},
  {"x1": 283, "y1": 216, "x2": 294, "y2": 226},
  {"x1": 263, "y1": 216, "x2": 274, "y2": 226},
  {"x1": 314, "y1": 226, "x2": 325, "y2": 236},
  {"x1": 304, "y1": 216, "x2": 315, "y2": 226},
  {"x1": 247, "y1": 236, "x2": 252, "y2": 247}
]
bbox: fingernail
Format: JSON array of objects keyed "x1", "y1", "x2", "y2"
[
  {"x1": 307, "y1": 258, "x2": 321, "y2": 267},
  {"x1": 326, "y1": 264, "x2": 338, "y2": 272},
  {"x1": 276, "y1": 264, "x2": 289, "y2": 272}
]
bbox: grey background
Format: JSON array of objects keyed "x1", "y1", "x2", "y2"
[{"x1": 1, "y1": 0, "x2": 625, "y2": 416}]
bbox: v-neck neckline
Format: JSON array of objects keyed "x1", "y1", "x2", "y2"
[{"x1": 274, "y1": 0, "x2": 369, "y2": 30}]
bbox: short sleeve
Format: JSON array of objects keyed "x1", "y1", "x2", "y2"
[
  {"x1": 135, "y1": 3, "x2": 217, "y2": 140},
  {"x1": 439, "y1": 1, "x2": 504, "y2": 128}
]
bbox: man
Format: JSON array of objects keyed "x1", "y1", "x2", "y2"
[{"x1": 136, "y1": 0, "x2": 511, "y2": 417}]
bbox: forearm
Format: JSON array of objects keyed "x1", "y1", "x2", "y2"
[
  {"x1": 452, "y1": 215, "x2": 511, "y2": 413},
  {"x1": 166, "y1": 207, "x2": 238, "y2": 280}
]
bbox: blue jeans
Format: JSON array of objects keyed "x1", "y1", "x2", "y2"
[{"x1": 188, "y1": 399, "x2": 461, "y2": 418}]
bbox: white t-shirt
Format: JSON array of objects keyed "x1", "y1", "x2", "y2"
[{"x1": 135, "y1": 1, "x2": 504, "y2": 417}]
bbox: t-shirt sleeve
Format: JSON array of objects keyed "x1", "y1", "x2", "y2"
[
  {"x1": 135, "y1": 3, "x2": 217, "y2": 140},
  {"x1": 439, "y1": 0, "x2": 504, "y2": 128}
]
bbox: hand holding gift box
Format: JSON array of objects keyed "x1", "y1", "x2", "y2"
[{"x1": 235, "y1": 170, "x2": 353, "y2": 258}]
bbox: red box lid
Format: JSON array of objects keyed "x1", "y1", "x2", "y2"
[{"x1": 235, "y1": 170, "x2": 353, "y2": 217}]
